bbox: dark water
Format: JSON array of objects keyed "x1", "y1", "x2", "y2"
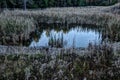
[{"x1": 30, "y1": 24, "x2": 102, "y2": 48}]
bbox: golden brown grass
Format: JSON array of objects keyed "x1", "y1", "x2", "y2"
[
  {"x1": 1, "y1": 3, "x2": 119, "y2": 28},
  {"x1": 0, "y1": 44, "x2": 119, "y2": 80},
  {"x1": 0, "y1": 3, "x2": 120, "y2": 45},
  {"x1": 0, "y1": 11, "x2": 36, "y2": 43}
]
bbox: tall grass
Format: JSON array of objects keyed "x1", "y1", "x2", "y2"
[
  {"x1": 0, "y1": 3, "x2": 120, "y2": 45},
  {"x1": 0, "y1": 44, "x2": 119, "y2": 80},
  {"x1": 1, "y1": 3, "x2": 120, "y2": 28},
  {"x1": 0, "y1": 12, "x2": 36, "y2": 45},
  {"x1": 0, "y1": 3, "x2": 119, "y2": 80}
]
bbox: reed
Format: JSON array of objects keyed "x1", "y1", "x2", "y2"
[
  {"x1": 0, "y1": 13, "x2": 36, "y2": 45},
  {"x1": 0, "y1": 44, "x2": 119, "y2": 80},
  {"x1": 0, "y1": 3, "x2": 120, "y2": 45},
  {"x1": 1, "y1": 3, "x2": 120, "y2": 28}
]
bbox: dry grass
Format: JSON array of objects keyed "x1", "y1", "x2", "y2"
[
  {"x1": 0, "y1": 44, "x2": 119, "y2": 80},
  {"x1": 0, "y1": 12, "x2": 36, "y2": 44},
  {"x1": 105, "y1": 2, "x2": 120, "y2": 14},
  {"x1": 1, "y1": 3, "x2": 120, "y2": 28},
  {"x1": 0, "y1": 3, "x2": 120, "y2": 80},
  {"x1": 0, "y1": 3, "x2": 120, "y2": 43}
]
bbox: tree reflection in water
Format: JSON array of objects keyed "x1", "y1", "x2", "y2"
[
  {"x1": 30, "y1": 23, "x2": 102, "y2": 48},
  {"x1": 48, "y1": 33, "x2": 67, "y2": 48},
  {"x1": 1, "y1": 23, "x2": 120, "y2": 47}
]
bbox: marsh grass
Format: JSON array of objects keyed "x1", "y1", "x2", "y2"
[
  {"x1": 0, "y1": 44, "x2": 119, "y2": 80},
  {"x1": 0, "y1": 3, "x2": 120, "y2": 80},
  {"x1": 2, "y1": 3, "x2": 120, "y2": 27},
  {"x1": 0, "y1": 13, "x2": 36, "y2": 45},
  {"x1": 0, "y1": 3, "x2": 120, "y2": 46}
]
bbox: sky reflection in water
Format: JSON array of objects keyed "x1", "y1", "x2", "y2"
[{"x1": 30, "y1": 26, "x2": 101, "y2": 48}]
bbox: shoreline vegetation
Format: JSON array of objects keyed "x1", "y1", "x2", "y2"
[
  {"x1": 0, "y1": 3, "x2": 120, "y2": 51},
  {"x1": 0, "y1": 42, "x2": 120, "y2": 55},
  {"x1": 0, "y1": 3, "x2": 119, "y2": 52},
  {"x1": 0, "y1": 43, "x2": 120, "y2": 79},
  {"x1": 0, "y1": 3, "x2": 120, "y2": 43},
  {"x1": 0, "y1": 3, "x2": 120, "y2": 80}
]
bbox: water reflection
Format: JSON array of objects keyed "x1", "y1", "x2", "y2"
[
  {"x1": 30, "y1": 24, "x2": 102, "y2": 48},
  {"x1": 1, "y1": 23, "x2": 119, "y2": 47}
]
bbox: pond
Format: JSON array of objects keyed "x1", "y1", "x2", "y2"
[{"x1": 29, "y1": 24, "x2": 102, "y2": 48}]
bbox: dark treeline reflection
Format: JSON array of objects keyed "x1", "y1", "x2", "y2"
[
  {"x1": 0, "y1": 23, "x2": 119, "y2": 48},
  {"x1": 30, "y1": 23, "x2": 102, "y2": 48}
]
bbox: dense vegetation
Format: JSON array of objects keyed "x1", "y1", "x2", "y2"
[
  {"x1": 0, "y1": 2, "x2": 120, "y2": 46},
  {"x1": 0, "y1": 0, "x2": 120, "y2": 80},
  {"x1": 0, "y1": 45, "x2": 120, "y2": 80},
  {"x1": 0, "y1": 0, "x2": 119, "y2": 9}
]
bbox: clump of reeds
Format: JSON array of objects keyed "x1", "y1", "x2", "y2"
[
  {"x1": 0, "y1": 13, "x2": 36, "y2": 45},
  {"x1": 0, "y1": 44, "x2": 119, "y2": 80},
  {"x1": 0, "y1": 3, "x2": 119, "y2": 46},
  {"x1": 1, "y1": 3, "x2": 120, "y2": 28}
]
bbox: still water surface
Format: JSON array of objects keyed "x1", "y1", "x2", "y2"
[{"x1": 30, "y1": 25, "x2": 101, "y2": 48}]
